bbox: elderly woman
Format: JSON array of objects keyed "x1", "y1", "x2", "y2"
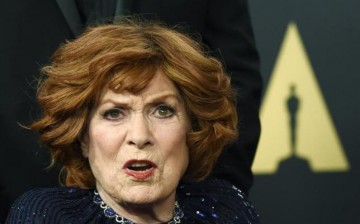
[{"x1": 6, "y1": 21, "x2": 260, "y2": 223}]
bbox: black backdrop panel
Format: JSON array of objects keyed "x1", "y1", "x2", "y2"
[{"x1": 249, "y1": 0, "x2": 360, "y2": 223}]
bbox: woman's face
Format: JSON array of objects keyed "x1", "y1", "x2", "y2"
[{"x1": 83, "y1": 71, "x2": 190, "y2": 213}]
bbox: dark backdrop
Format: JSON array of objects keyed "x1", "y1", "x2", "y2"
[
  {"x1": 0, "y1": 1, "x2": 73, "y2": 220},
  {"x1": 248, "y1": 0, "x2": 360, "y2": 223},
  {"x1": 1, "y1": 1, "x2": 359, "y2": 223}
]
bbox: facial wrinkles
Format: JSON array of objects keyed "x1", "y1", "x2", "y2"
[
  {"x1": 92, "y1": 92, "x2": 182, "y2": 159},
  {"x1": 84, "y1": 72, "x2": 190, "y2": 221}
]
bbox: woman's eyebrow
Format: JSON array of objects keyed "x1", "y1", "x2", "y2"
[
  {"x1": 98, "y1": 91, "x2": 182, "y2": 107},
  {"x1": 144, "y1": 92, "x2": 181, "y2": 103},
  {"x1": 98, "y1": 98, "x2": 130, "y2": 106}
]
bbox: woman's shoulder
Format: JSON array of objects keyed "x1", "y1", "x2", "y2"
[
  {"x1": 178, "y1": 178, "x2": 261, "y2": 224},
  {"x1": 9, "y1": 187, "x2": 93, "y2": 208},
  {"x1": 14, "y1": 187, "x2": 90, "y2": 202},
  {"x1": 5, "y1": 187, "x2": 99, "y2": 224}
]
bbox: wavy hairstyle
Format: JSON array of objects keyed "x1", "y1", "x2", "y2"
[{"x1": 32, "y1": 20, "x2": 238, "y2": 188}]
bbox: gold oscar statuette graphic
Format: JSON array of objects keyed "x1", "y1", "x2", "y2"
[{"x1": 252, "y1": 22, "x2": 350, "y2": 174}]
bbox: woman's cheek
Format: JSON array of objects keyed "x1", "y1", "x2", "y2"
[{"x1": 90, "y1": 126, "x2": 124, "y2": 158}]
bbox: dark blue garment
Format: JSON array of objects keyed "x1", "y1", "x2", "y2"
[{"x1": 6, "y1": 179, "x2": 260, "y2": 224}]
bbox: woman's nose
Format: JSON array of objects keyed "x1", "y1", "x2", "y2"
[{"x1": 126, "y1": 114, "x2": 153, "y2": 149}]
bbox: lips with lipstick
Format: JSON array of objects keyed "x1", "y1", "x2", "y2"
[{"x1": 124, "y1": 160, "x2": 157, "y2": 180}]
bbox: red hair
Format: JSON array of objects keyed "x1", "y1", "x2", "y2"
[{"x1": 32, "y1": 20, "x2": 238, "y2": 188}]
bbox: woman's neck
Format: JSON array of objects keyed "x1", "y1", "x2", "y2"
[{"x1": 96, "y1": 186, "x2": 176, "y2": 223}]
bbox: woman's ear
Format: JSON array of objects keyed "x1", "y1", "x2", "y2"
[{"x1": 81, "y1": 134, "x2": 89, "y2": 158}]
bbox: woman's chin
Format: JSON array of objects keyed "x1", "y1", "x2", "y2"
[{"x1": 121, "y1": 186, "x2": 165, "y2": 205}]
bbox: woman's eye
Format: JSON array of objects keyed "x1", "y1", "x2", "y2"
[
  {"x1": 103, "y1": 108, "x2": 124, "y2": 120},
  {"x1": 154, "y1": 104, "x2": 175, "y2": 118}
]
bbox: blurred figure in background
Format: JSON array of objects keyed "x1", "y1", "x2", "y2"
[
  {"x1": 7, "y1": 21, "x2": 261, "y2": 224},
  {"x1": 0, "y1": 0, "x2": 261, "y2": 221}
]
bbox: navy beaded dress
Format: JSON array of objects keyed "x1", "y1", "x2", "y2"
[{"x1": 6, "y1": 179, "x2": 260, "y2": 224}]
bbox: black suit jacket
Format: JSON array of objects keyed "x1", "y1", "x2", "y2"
[{"x1": 0, "y1": 0, "x2": 261, "y2": 221}]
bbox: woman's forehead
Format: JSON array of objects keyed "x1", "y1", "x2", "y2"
[{"x1": 100, "y1": 71, "x2": 182, "y2": 103}]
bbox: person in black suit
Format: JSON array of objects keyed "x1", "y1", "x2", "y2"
[{"x1": 0, "y1": 0, "x2": 261, "y2": 221}]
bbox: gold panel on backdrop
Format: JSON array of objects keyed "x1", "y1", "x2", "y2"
[{"x1": 252, "y1": 22, "x2": 350, "y2": 174}]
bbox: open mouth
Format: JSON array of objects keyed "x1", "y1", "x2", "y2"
[
  {"x1": 127, "y1": 162, "x2": 154, "y2": 171},
  {"x1": 124, "y1": 160, "x2": 157, "y2": 179}
]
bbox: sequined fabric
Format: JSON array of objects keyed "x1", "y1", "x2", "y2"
[
  {"x1": 177, "y1": 179, "x2": 260, "y2": 224},
  {"x1": 6, "y1": 178, "x2": 260, "y2": 223},
  {"x1": 93, "y1": 191, "x2": 184, "y2": 224}
]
